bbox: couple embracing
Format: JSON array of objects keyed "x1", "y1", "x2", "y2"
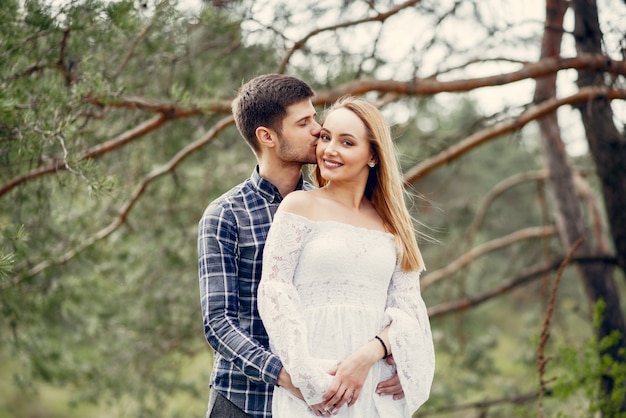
[{"x1": 198, "y1": 74, "x2": 435, "y2": 418}]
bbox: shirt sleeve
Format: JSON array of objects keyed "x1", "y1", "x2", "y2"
[
  {"x1": 198, "y1": 203, "x2": 282, "y2": 385},
  {"x1": 258, "y1": 212, "x2": 333, "y2": 405},
  {"x1": 384, "y1": 265, "x2": 435, "y2": 414}
]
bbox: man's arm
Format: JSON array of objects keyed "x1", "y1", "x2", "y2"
[
  {"x1": 277, "y1": 368, "x2": 304, "y2": 400},
  {"x1": 198, "y1": 204, "x2": 282, "y2": 384}
]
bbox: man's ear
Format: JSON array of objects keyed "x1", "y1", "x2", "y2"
[{"x1": 256, "y1": 126, "x2": 276, "y2": 148}]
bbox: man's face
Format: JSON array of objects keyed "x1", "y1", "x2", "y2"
[{"x1": 274, "y1": 99, "x2": 321, "y2": 164}]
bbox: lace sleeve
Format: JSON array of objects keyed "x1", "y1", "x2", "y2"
[
  {"x1": 258, "y1": 212, "x2": 333, "y2": 405},
  {"x1": 385, "y1": 265, "x2": 435, "y2": 414}
]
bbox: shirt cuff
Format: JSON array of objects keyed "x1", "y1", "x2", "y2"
[{"x1": 262, "y1": 354, "x2": 283, "y2": 385}]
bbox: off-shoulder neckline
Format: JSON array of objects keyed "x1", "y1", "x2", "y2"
[{"x1": 276, "y1": 210, "x2": 394, "y2": 238}]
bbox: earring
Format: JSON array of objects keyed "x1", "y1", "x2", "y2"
[{"x1": 368, "y1": 162, "x2": 376, "y2": 168}]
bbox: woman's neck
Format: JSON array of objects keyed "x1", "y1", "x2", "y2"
[{"x1": 321, "y1": 183, "x2": 368, "y2": 211}]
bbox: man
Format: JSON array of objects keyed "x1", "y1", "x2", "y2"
[
  {"x1": 198, "y1": 74, "x2": 319, "y2": 418},
  {"x1": 198, "y1": 74, "x2": 404, "y2": 418}
]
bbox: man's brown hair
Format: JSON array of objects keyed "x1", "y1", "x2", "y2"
[{"x1": 232, "y1": 74, "x2": 315, "y2": 153}]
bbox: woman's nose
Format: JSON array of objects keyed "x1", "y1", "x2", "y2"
[{"x1": 323, "y1": 140, "x2": 337, "y2": 155}]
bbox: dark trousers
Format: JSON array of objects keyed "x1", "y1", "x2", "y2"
[{"x1": 206, "y1": 389, "x2": 251, "y2": 418}]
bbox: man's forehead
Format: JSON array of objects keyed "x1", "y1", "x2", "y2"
[{"x1": 285, "y1": 100, "x2": 315, "y2": 120}]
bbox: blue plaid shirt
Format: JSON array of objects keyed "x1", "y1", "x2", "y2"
[{"x1": 198, "y1": 167, "x2": 312, "y2": 417}]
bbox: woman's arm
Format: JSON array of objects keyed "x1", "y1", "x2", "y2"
[
  {"x1": 258, "y1": 211, "x2": 334, "y2": 405},
  {"x1": 384, "y1": 266, "x2": 435, "y2": 414}
]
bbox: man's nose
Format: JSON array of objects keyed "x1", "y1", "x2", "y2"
[{"x1": 311, "y1": 120, "x2": 321, "y2": 136}]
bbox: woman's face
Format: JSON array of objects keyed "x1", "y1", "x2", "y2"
[{"x1": 317, "y1": 107, "x2": 375, "y2": 184}]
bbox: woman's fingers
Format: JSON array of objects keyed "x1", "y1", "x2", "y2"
[
  {"x1": 322, "y1": 384, "x2": 356, "y2": 412},
  {"x1": 347, "y1": 387, "x2": 361, "y2": 406},
  {"x1": 310, "y1": 402, "x2": 332, "y2": 416},
  {"x1": 324, "y1": 387, "x2": 346, "y2": 410}
]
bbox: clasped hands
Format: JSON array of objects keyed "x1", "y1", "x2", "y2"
[{"x1": 308, "y1": 354, "x2": 403, "y2": 417}]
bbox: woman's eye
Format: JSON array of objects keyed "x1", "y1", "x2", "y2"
[{"x1": 320, "y1": 134, "x2": 330, "y2": 141}]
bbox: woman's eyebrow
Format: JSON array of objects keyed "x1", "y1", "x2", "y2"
[{"x1": 320, "y1": 127, "x2": 358, "y2": 139}]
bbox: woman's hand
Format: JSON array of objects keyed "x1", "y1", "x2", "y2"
[
  {"x1": 320, "y1": 339, "x2": 385, "y2": 413},
  {"x1": 309, "y1": 401, "x2": 335, "y2": 416}
]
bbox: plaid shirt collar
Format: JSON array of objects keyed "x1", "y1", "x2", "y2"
[{"x1": 250, "y1": 165, "x2": 309, "y2": 202}]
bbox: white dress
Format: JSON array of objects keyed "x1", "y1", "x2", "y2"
[{"x1": 258, "y1": 211, "x2": 435, "y2": 417}]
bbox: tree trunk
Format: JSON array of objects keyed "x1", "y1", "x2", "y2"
[
  {"x1": 569, "y1": 0, "x2": 626, "y2": 413},
  {"x1": 571, "y1": 0, "x2": 626, "y2": 276}
]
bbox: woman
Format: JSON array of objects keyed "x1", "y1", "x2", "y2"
[{"x1": 258, "y1": 96, "x2": 435, "y2": 417}]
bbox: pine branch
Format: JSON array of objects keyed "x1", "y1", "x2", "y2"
[
  {"x1": 537, "y1": 237, "x2": 584, "y2": 417},
  {"x1": 401, "y1": 86, "x2": 626, "y2": 184},
  {"x1": 465, "y1": 170, "x2": 548, "y2": 244},
  {"x1": 314, "y1": 54, "x2": 626, "y2": 104},
  {"x1": 428, "y1": 253, "x2": 617, "y2": 318},
  {"x1": 0, "y1": 114, "x2": 169, "y2": 197},
  {"x1": 2, "y1": 116, "x2": 233, "y2": 290},
  {"x1": 422, "y1": 226, "x2": 558, "y2": 288},
  {"x1": 277, "y1": 0, "x2": 423, "y2": 73}
]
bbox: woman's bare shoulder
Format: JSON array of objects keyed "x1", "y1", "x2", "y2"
[{"x1": 278, "y1": 189, "x2": 322, "y2": 217}]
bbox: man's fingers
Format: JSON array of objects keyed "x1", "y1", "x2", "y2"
[
  {"x1": 376, "y1": 371, "x2": 402, "y2": 396},
  {"x1": 376, "y1": 381, "x2": 401, "y2": 393}
]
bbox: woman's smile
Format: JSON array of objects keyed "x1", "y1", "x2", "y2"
[{"x1": 322, "y1": 159, "x2": 343, "y2": 168}]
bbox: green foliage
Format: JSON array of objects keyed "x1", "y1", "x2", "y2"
[
  {"x1": 1, "y1": 0, "x2": 625, "y2": 416},
  {"x1": 0, "y1": 224, "x2": 26, "y2": 281},
  {"x1": 24, "y1": 0, "x2": 56, "y2": 31},
  {"x1": 549, "y1": 300, "x2": 626, "y2": 417},
  {"x1": 0, "y1": 0, "x2": 261, "y2": 415}
]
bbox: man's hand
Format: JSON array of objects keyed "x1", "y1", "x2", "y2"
[
  {"x1": 277, "y1": 368, "x2": 304, "y2": 400},
  {"x1": 375, "y1": 355, "x2": 405, "y2": 400}
]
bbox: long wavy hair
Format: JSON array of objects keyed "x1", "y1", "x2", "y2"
[{"x1": 313, "y1": 96, "x2": 425, "y2": 272}]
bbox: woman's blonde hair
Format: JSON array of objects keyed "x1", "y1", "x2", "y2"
[{"x1": 314, "y1": 96, "x2": 425, "y2": 272}]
